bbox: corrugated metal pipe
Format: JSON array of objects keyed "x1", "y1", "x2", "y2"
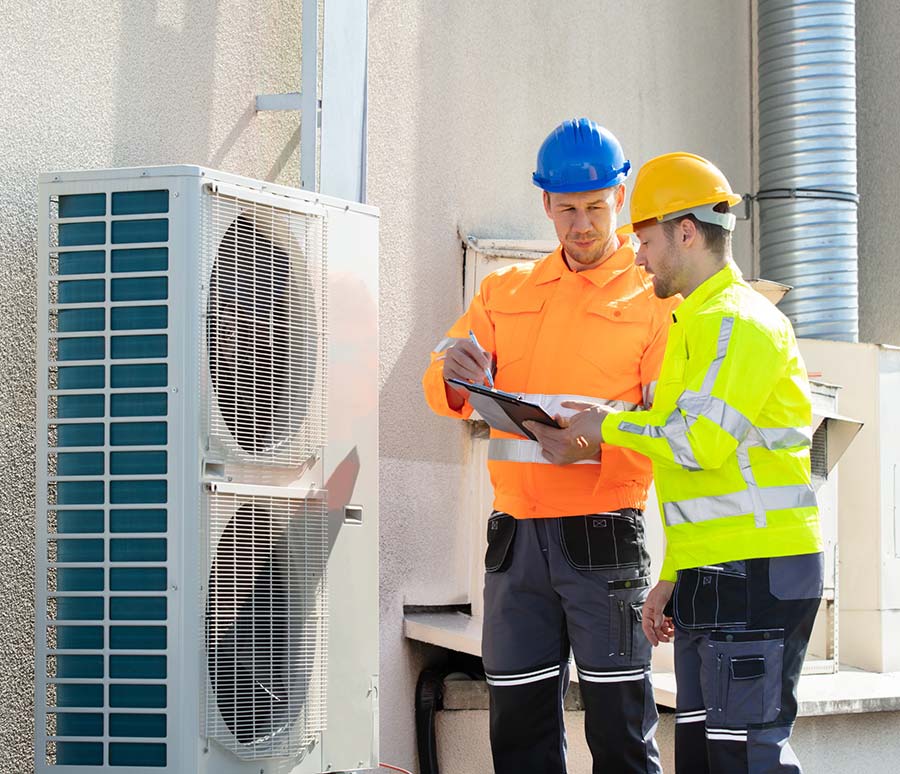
[{"x1": 757, "y1": 0, "x2": 858, "y2": 341}]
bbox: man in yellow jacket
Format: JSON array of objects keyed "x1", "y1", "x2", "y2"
[
  {"x1": 424, "y1": 120, "x2": 676, "y2": 773},
  {"x1": 528, "y1": 153, "x2": 823, "y2": 773}
]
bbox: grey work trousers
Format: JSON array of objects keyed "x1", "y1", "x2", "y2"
[
  {"x1": 671, "y1": 552, "x2": 824, "y2": 773},
  {"x1": 482, "y1": 510, "x2": 662, "y2": 774}
]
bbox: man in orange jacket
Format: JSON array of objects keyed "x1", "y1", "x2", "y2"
[{"x1": 423, "y1": 118, "x2": 678, "y2": 774}]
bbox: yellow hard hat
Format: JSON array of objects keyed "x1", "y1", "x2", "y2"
[{"x1": 617, "y1": 152, "x2": 743, "y2": 234}]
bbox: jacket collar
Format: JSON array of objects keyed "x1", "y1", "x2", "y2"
[
  {"x1": 674, "y1": 261, "x2": 745, "y2": 321},
  {"x1": 534, "y1": 236, "x2": 637, "y2": 289}
]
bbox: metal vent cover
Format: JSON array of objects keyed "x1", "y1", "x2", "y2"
[
  {"x1": 202, "y1": 189, "x2": 327, "y2": 466},
  {"x1": 37, "y1": 188, "x2": 175, "y2": 770},
  {"x1": 811, "y1": 422, "x2": 828, "y2": 480},
  {"x1": 204, "y1": 490, "x2": 328, "y2": 760}
]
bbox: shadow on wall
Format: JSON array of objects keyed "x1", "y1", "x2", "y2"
[{"x1": 111, "y1": 1, "x2": 218, "y2": 167}]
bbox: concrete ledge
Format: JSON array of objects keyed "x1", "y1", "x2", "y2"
[
  {"x1": 406, "y1": 611, "x2": 900, "y2": 717},
  {"x1": 404, "y1": 610, "x2": 482, "y2": 657},
  {"x1": 442, "y1": 670, "x2": 900, "y2": 717}
]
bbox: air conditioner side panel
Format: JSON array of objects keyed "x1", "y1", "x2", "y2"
[{"x1": 315, "y1": 204, "x2": 380, "y2": 773}]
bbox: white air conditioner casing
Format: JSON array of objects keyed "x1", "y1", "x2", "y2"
[{"x1": 36, "y1": 166, "x2": 379, "y2": 773}]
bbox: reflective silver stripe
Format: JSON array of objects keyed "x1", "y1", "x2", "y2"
[
  {"x1": 663, "y1": 483, "x2": 816, "y2": 526},
  {"x1": 756, "y1": 425, "x2": 812, "y2": 449},
  {"x1": 677, "y1": 391, "x2": 752, "y2": 442},
  {"x1": 518, "y1": 393, "x2": 639, "y2": 417},
  {"x1": 620, "y1": 410, "x2": 702, "y2": 471},
  {"x1": 642, "y1": 380, "x2": 658, "y2": 408},
  {"x1": 488, "y1": 438, "x2": 600, "y2": 465},
  {"x1": 618, "y1": 320, "x2": 740, "y2": 467},
  {"x1": 737, "y1": 430, "x2": 768, "y2": 528},
  {"x1": 432, "y1": 336, "x2": 466, "y2": 354},
  {"x1": 701, "y1": 316, "x2": 734, "y2": 394}
]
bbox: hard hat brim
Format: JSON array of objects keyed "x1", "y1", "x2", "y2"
[
  {"x1": 532, "y1": 170, "x2": 629, "y2": 193},
  {"x1": 619, "y1": 191, "x2": 743, "y2": 235}
]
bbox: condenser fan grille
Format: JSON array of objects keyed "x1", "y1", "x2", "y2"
[
  {"x1": 204, "y1": 493, "x2": 328, "y2": 759},
  {"x1": 203, "y1": 190, "x2": 327, "y2": 465}
]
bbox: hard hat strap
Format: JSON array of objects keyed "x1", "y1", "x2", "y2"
[{"x1": 659, "y1": 203, "x2": 737, "y2": 232}]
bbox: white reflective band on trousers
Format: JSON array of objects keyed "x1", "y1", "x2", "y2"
[
  {"x1": 618, "y1": 316, "x2": 815, "y2": 527},
  {"x1": 576, "y1": 666, "x2": 647, "y2": 684},
  {"x1": 488, "y1": 394, "x2": 640, "y2": 465},
  {"x1": 675, "y1": 709, "x2": 707, "y2": 725},
  {"x1": 485, "y1": 664, "x2": 561, "y2": 687}
]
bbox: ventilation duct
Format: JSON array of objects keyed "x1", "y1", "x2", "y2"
[{"x1": 757, "y1": 0, "x2": 858, "y2": 341}]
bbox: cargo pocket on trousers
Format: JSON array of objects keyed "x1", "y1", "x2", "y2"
[
  {"x1": 607, "y1": 576, "x2": 651, "y2": 665},
  {"x1": 484, "y1": 512, "x2": 516, "y2": 572},
  {"x1": 769, "y1": 552, "x2": 825, "y2": 600},
  {"x1": 703, "y1": 629, "x2": 784, "y2": 727},
  {"x1": 559, "y1": 511, "x2": 642, "y2": 570},
  {"x1": 674, "y1": 561, "x2": 748, "y2": 630}
]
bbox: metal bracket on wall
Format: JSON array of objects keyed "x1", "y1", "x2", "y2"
[
  {"x1": 254, "y1": 0, "x2": 321, "y2": 190},
  {"x1": 255, "y1": 92, "x2": 303, "y2": 112}
]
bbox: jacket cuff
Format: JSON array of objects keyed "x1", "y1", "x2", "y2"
[
  {"x1": 659, "y1": 556, "x2": 677, "y2": 583},
  {"x1": 423, "y1": 367, "x2": 473, "y2": 419}
]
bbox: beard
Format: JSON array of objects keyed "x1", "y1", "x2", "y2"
[
  {"x1": 651, "y1": 273, "x2": 677, "y2": 298},
  {"x1": 564, "y1": 234, "x2": 617, "y2": 267},
  {"x1": 649, "y1": 240, "x2": 682, "y2": 298}
]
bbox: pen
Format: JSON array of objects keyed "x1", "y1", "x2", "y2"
[{"x1": 468, "y1": 329, "x2": 495, "y2": 388}]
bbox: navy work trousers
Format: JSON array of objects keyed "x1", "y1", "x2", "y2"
[
  {"x1": 482, "y1": 510, "x2": 662, "y2": 774},
  {"x1": 671, "y1": 552, "x2": 824, "y2": 773}
]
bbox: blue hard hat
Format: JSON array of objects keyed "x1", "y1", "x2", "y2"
[{"x1": 533, "y1": 118, "x2": 631, "y2": 193}]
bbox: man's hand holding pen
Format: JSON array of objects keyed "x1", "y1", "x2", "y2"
[{"x1": 440, "y1": 331, "x2": 495, "y2": 409}]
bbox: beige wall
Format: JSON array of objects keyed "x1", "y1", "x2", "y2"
[
  {"x1": 799, "y1": 340, "x2": 900, "y2": 674},
  {"x1": 0, "y1": 2, "x2": 304, "y2": 770},
  {"x1": 368, "y1": 0, "x2": 753, "y2": 767}
]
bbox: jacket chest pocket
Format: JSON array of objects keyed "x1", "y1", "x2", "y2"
[
  {"x1": 658, "y1": 329, "x2": 688, "y2": 390},
  {"x1": 488, "y1": 297, "x2": 545, "y2": 376},
  {"x1": 577, "y1": 302, "x2": 647, "y2": 380}
]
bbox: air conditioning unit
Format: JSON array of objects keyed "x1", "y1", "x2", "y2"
[{"x1": 35, "y1": 166, "x2": 379, "y2": 773}]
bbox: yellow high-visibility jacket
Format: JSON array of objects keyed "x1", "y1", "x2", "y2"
[{"x1": 602, "y1": 262, "x2": 822, "y2": 581}]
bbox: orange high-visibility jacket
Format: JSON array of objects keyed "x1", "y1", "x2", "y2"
[{"x1": 423, "y1": 239, "x2": 680, "y2": 518}]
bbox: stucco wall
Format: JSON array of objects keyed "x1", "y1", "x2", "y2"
[
  {"x1": 0, "y1": 2, "x2": 305, "y2": 770},
  {"x1": 368, "y1": 0, "x2": 753, "y2": 767},
  {"x1": 857, "y1": 0, "x2": 900, "y2": 346}
]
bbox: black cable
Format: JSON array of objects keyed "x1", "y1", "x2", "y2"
[
  {"x1": 753, "y1": 187, "x2": 859, "y2": 204},
  {"x1": 415, "y1": 669, "x2": 445, "y2": 774}
]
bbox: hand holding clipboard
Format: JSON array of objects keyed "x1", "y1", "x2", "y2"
[{"x1": 446, "y1": 378, "x2": 561, "y2": 441}]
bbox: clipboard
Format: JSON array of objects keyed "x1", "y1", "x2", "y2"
[{"x1": 447, "y1": 378, "x2": 560, "y2": 441}]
